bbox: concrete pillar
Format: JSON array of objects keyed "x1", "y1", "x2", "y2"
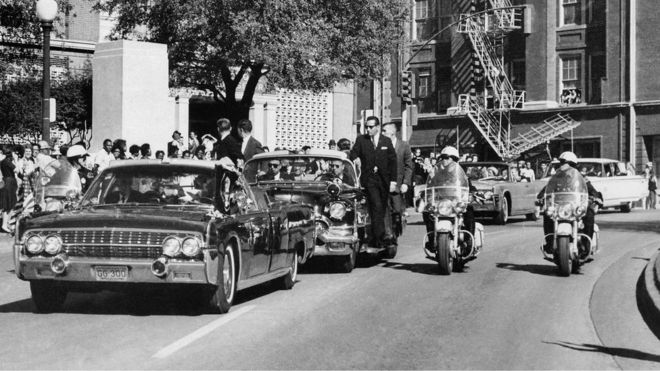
[
  {"x1": 332, "y1": 82, "x2": 356, "y2": 142},
  {"x1": 92, "y1": 40, "x2": 173, "y2": 155},
  {"x1": 175, "y1": 96, "x2": 190, "y2": 149}
]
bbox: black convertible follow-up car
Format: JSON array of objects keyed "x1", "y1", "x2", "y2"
[{"x1": 14, "y1": 159, "x2": 315, "y2": 314}]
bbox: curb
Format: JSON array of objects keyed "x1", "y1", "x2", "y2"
[{"x1": 639, "y1": 250, "x2": 660, "y2": 338}]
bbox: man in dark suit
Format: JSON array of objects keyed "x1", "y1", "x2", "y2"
[
  {"x1": 319, "y1": 159, "x2": 355, "y2": 186},
  {"x1": 257, "y1": 159, "x2": 296, "y2": 181},
  {"x1": 213, "y1": 118, "x2": 243, "y2": 166},
  {"x1": 349, "y1": 116, "x2": 397, "y2": 248},
  {"x1": 382, "y1": 122, "x2": 413, "y2": 241},
  {"x1": 238, "y1": 119, "x2": 264, "y2": 162}
]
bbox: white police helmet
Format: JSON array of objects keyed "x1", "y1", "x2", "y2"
[
  {"x1": 440, "y1": 146, "x2": 459, "y2": 161},
  {"x1": 558, "y1": 151, "x2": 578, "y2": 165},
  {"x1": 66, "y1": 145, "x2": 88, "y2": 158}
]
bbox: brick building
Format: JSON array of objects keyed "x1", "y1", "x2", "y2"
[{"x1": 391, "y1": 0, "x2": 660, "y2": 173}]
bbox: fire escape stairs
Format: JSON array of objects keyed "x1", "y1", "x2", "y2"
[{"x1": 456, "y1": 2, "x2": 581, "y2": 160}]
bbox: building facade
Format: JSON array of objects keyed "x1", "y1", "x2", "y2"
[{"x1": 393, "y1": 0, "x2": 660, "y2": 173}]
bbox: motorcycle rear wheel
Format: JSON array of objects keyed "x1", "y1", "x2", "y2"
[
  {"x1": 436, "y1": 233, "x2": 453, "y2": 275},
  {"x1": 556, "y1": 236, "x2": 572, "y2": 277}
]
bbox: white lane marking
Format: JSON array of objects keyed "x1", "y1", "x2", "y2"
[{"x1": 152, "y1": 305, "x2": 255, "y2": 359}]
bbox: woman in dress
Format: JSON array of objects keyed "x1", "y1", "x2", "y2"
[{"x1": 0, "y1": 145, "x2": 18, "y2": 232}]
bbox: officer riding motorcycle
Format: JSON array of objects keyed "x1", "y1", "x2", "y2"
[
  {"x1": 418, "y1": 146, "x2": 484, "y2": 275},
  {"x1": 537, "y1": 151, "x2": 603, "y2": 276}
]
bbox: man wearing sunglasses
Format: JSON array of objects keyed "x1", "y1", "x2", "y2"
[
  {"x1": 350, "y1": 116, "x2": 397, "y2": 250},
  {"x1": 319, "y1": 159, "x2": 354, "y2": 186},
  {"x1": 258, "y1": 159, "x2": 295, "y2": 181}
]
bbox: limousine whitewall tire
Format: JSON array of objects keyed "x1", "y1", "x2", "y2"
[
  {"x1": 279, "y1": 250, "x2": 298, "y2": 290},
  {"x1": 211, "y1": 246, "x2": 236, "y2": 314},
  {"x1": 31, "y1": 281, "x2": 67, "y2": 313}
]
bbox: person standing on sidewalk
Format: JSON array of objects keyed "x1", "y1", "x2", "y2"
[{"x1": 647, "y1": 163, "x2": 657, "y2": 209}]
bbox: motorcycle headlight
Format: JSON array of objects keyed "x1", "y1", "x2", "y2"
[
  {"x1": 329, "y1": 202, "x2": 347, "y2": 220},
  {"x1": 558, "y1": 204, "x2": 574, "y2": 219},
  {"x1": 436, "y1": 199, "x2": 455, "y2": 217},
  {"x1": 181, "y1": 237, "x2": 201, "y2": 257},
  {"x1": 26, "y1": 235, "x2": 44, "y2": 254},
  {"x1": 545, "y1": 205, "x2": 556, "y2": 217},
  {"x1": 162, "y1": 237, "x2": 182, "y2": 257},
  {"x1": 43, "y1": 234, "x2": 63, "y2": 255}
]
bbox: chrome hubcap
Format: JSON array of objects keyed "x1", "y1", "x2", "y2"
[{"x1": 223, "y1": 251, "x2": 233, "y2": 299}]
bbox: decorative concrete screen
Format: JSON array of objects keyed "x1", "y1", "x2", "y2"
[{"x1": 275, "y1": 89, "x2": 331, "y2": 150}]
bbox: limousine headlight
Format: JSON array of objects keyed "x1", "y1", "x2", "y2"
[
  {"x1": 162, "y1": 237, "x2": 181, "y2": 257},
  {"x1": 26, "y1": 235, "x2": 44, "y2": 254},
  {"x1": 43, "y1": 234, "x2": 63, "y2": 255},
  {"x1": 182, "y1": 237, "x2": 201, "y2": 257}
]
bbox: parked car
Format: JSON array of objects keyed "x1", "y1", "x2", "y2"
[
  {"x1": 461, "y1": 162, "x2": 546, "y2": 224},
  {"x1": 244, "y1": 150, "x2": 375, "y2": 273},
  {"x1": 14, "y1": 159, "x2": 315, "y2": 313},
  {"x1": 547, "y1": 158, "x2": 648, "y2": 212}
]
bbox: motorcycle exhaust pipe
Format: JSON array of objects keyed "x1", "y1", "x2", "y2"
[{"x1": 151, "y1": 256, "x2": 169, "y2": 277}]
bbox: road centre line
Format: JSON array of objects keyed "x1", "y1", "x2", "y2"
[{"x1": 152, "y1": 305, "x2": 255, "y2": 359}]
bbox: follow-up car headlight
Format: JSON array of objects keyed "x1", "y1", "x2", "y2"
[
  {"x1": 557, "y1": 204, "x2": 574, "y2": 219},
  {"x1": 182, "y1": 237, "x2": 201, "y2": 257},
  {"x1": 26, "y1": 235, "x2": 44, "y2": 254},
  {"x1": 162, "y1": 237, "x2": 182, "y2": 257},
  {"x1": 43, "y1": 234, "x2": 63, "y2": 255},
  {"x1": 328, "y1": 202, "x2": 347, "y2": 220}
]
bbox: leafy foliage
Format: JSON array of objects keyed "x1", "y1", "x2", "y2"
[
  {"x1": 0, "y1": 70, "x2": 92, "y2": 144},
  {"x1": 94, "y1": 0, "x2": 409, "y2": 122}
]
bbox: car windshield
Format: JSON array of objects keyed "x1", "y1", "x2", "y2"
[
  {"x1": 80, "y1": 165, "x2": 216, "y2": 207},
  {"x1": 243, "y1": 156, "x2": 357, "y2": 187},
  {"x1": 462, "y1": 163, "x2": 510, "y2": 181}
]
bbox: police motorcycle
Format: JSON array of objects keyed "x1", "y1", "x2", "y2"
[
  {"x1": 417, "y1": 162, "x2": 484, "y2": 275},
  {"x1": 539, "y1": 165, "x2": 601, "y2": 276},
  {"x1": 32, "y1": 158, "x2": 83, "y2": 213}
]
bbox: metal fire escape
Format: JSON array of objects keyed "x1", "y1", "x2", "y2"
[{"x1": 456, "y1": 0, "x2": 581, "y2": 160}]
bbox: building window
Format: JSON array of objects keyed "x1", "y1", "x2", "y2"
[
  {"x1": 510, "y1": 59, "x2": 526, "y2": 90},
  {"x1": 417, "y1": 69, "x2": 430, "y2": 98},
  {"x1": 561, "y1": 56, "x2": 582, "y2": 105},
  {"x1": 416, "y1": 0, "x2": 429, "y2": 19},
  {"x1": 414, "y1": 0, "x2": 437, "y2": 41},
  {"x1": 561, "y1": 0, "x2": 582, "y2": 26}
]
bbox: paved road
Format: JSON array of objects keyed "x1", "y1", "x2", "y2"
[{"x1": 1, "y1": 210, "x2": 659, "y2": 369}]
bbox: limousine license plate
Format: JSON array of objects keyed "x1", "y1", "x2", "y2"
[{"x1": 94, "y1": 266, "x2": 128, "y2": 281}]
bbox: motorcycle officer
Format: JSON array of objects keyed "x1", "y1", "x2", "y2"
[
  {"x1": 537, "y1": 151, "x2": 603, "y2": 253},
  {"x1": 423, "y1": 146, "x2": 476, "y2": 249}
]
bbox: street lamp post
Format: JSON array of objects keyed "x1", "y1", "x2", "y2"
[{"x1": 36, "y1": 0, "x2": 58, "y2": 143}]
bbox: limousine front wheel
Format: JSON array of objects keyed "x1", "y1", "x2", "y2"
[{"x1": 211, "y1": 247, "x2": 236, "y2": 314}]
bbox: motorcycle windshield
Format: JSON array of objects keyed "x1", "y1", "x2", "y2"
[
  {"x1": 33, "y1": 159, "x2": 82, "y2": 200},
  {"x1": 424, "y1": 162, "x2": 470, "y2": 203},
  {"x1": 545, "y1": 166, "x2": 588, "y2": 207}
]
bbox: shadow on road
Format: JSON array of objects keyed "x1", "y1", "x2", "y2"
[
  {"x1": 381, "y1": 260, "x2": 473, "y2": 275},
  {"x1": 636, "y1": 271, "x2": 660, "y2": 341},
  {"x1": 495, "y1": 262, "x2": 559, "y2": 277},
  {"x1": 0, "y1": 284, "x2": 280, "y2": 316},
  {"x1": 544, "y1": 341, "x2": 660, "y2": 363}
]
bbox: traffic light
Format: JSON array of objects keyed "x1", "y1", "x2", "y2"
[{"x1": 401, "y1": 70, "x2": 412, "y2": 104}]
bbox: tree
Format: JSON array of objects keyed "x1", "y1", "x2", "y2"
[
  {"x1": 94, "y1": 0, "x2": 409, "y2": 125},
  {"x1": 0, "y1": 70, "x2": 92, "y2": 145}
]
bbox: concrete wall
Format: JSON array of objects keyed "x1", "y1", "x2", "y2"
[
  {"x1": 92, "y1": 40, "x2": 181, "y2": 156},
  {"x1": 332, "y1": 82, "x2": 356, "y2": 142},
  {"x1": 635, "y1": 0, "x2": 660, "y2": 101}
]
